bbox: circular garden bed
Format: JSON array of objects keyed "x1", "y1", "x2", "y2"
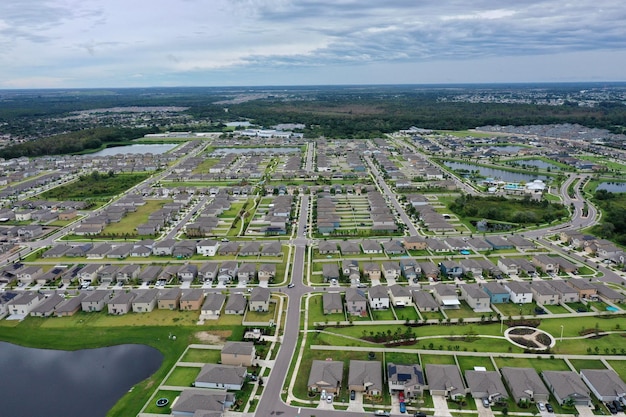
[{"x1": 504, "y1": 326, "x2": 555, "y2": 351}]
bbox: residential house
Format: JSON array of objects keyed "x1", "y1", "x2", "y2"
[
  {"x1": 387, "y1": 363, "x2": 426, "y2": 398},
  {"x1": 258, "y1": 264, "x2": 277, "y2": 284},
  {"x1": 30, "y1": 294, "x2": 65, "y2": 317},
  {"x1": 501, "y1": 367, "x2": 550, "y2": 403},
  {"x1": 180, "y1": 289, "x2": 205, "y2": 311},
  {"x1": 138, "y1": 265, "x2": 162, "y2": 284},
  {"x1": 131, "y1": 289, "x2": 158, "y2": 313},
  {"x1": 240, "y1": 242, "x2": 262, "y2": 256},
  {"x1": 481, "y1": 282, "x2": 510, "y2": 304},
  {"x1": 218, "y1": 261, "x2": 238, "y2": 284},
  {"x1": 459, "y1": 259, "x2": 484, "y2": 279},
  {"x1": 16, "y1": 265, "x2": 44, "y2": 285},
  {"x1": 249, "y1": 287, "x2": 270, "y2": 312},
  {"x1": 308, "y1": 360, "x2": 344, "y2": 394},
  {"x1": 322, "y1": 263, "x2": 340, "y2": 282},
  {"x1": 400, "y1": 259, "x2": 421, "y2": 284},
  {"x1": 541, "y1": 371, "x2": 591, "y2": 406},
  {"x1": 505, "y1": 281, "x2": 533, "y2": 304},
  {"x1": 532, "y1": 254, "x2": 561, "y2": 274},
  {"x1": 383, "y1": 240, "x2": 405, "y2": 255},
  {"x1": 107, "y1": 291, "x2": 135, "y2": 315},
  {"x1": 567, "y1": 278, "x2": 598, "y2": 300},
  {"x1": 199, "y1": 262, "x2": 219, "y2": 283},
  {"x1": 546, "y1": 280, "x2": 580, "y2": 303},
  {"x1": 77, "y1": 264, "x2": 103, "y2": 285},
  {"x1": 194, "y1": 363, "x2": 247, "y2": 390},
  {"x1": 98, "y1": 265, "x2": 120, "y2": 284},
  {"x1": 411, "y1": 290, "x2": 439, "y2": 312},
  {"x1": 363, "y1": 262, "x2": 381, "y2": 281},
  {"x1": 157, "y1": 288, "x2": 181, "y2": 310},
  {"x1": 381, "y1": 261, "x2": 401, "y2": 281},
  {"x1": 81, "y1": 290, "x2": 111, "y2": 312},
  {"x1": 152, "y1": 239, "x2": 176, "y2": 256},
  {"x1": 221, "y1": 341, "x2": 255, "y2": 366},
  {"x1": 440, "y1": 261, "x2": 463, "y2": 279},
  {"x1": 388, "y1": 284, "x2": 412, "y2": 307},
  {"x1": 592, "y1": 283, "x2": 626, "y2": 304},
  {"x1": 261, "y1": 242, "x2": 282, "y2": 257},
  {"x1": 361, "y1": 240, "x2": 383, "y2": 254},
  {"x1": 507, "y1": 235, "x2": 535, "y2": 251},
  {"x1": 171, "y1": 389, "x2": 234, "y2": 416},
  {"x1": 7, "y1": 292, "x2": 43, "y2": 315},
  {"x1": 201, "y1": 292, "x2": 226, "y2": 317},
  {"x1": 237, "y1": 263, "x2": 257, "y2": 284},
  {"x1": 425, "y1": 364, "x2": 466, "y2": 399},
  {"x1": 486, "y1": 236, "x2": 514, "y2": 250},
  {"x1": 177, "y1": 264, "x2": 198, "y2": 283},
  {"x1": 465, "y1": 370, "x2": 508, "y2": 402},
  {"x1": 467, "y1": 237, "x2": 492, "y2": 251},
  {"x1": 530, "y1": 281, "x2": 560, "y2": 305},
  {"x1": 323, "y1": 292, "x2": 343, "y2": 314},
  {"x1": 368, "y1": 285, "x2": 390, "y2": 310},
  {"x1": 403, "y1": 236, "x2": 427, "y2": 250},
  {"x1": 498, "y1": 257, "x2": 519, "y2": 276},
  {"x1": 348, "y1": 360, "x2": 383, "y2": 395},
  {"x1": 318, "y1": 240, "x2": 339, "y2": 255},
  {"x1": 224, "y1": 293, "x2": 247, "y2": 315},
  {"x1": 460, "y1": 284, "x2": 491, "y2": 312},
  {"x1": 218, "y1": 242, "x2": 240, "y2": 256},
  {"x1": 580, "y1": 369, "x2": 626, "y2": 402},
  {"x1": 55, "y1": 293, "x2": 87, "y2": 317},
  {"x1": 117, "y1": 264, "x2": 140, "y2": 283},
  {"x1": 432, "y1": 284, "x2": 460, "y2": 309},
  {"x1": 196, "y1": 239, "x2": 219, "y2": 256},
  {"x1": 344, "y1": 288, "x2": 367, "y2": 316},
  {"x1": 339, "y1": 241, "x2": 361, "y2": 255},
  {"x1": 418, "y1": 261, "x2": 440, "y2": 281}
]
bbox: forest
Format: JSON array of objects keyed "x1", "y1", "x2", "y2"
[
  {"x1": 448, "y1": 195, "x2": 569, "y2": 226},
  {"x1": 0, "y1": 127, "x2": 158, "y2": 159},
  {"x1": 591, "y1": 190, "x2": 626, "y2": 245}
]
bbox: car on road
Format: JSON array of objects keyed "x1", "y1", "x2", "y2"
[
  {"x1": 545, "y1": 404, "x2": 553, "y2": 413},
  {"x1": 287, "y1": 283, "x2": 295, "y2": 288},
  {"x1": 537, "y1": 402, "x2": 545, "y2": 412},
  {"x1": 350, "y1": 390, "x2": 356, "y2": 401},
  {"x1": 374, "y1": 411, "x2": 390, "y2": 416},
  {"x1": 400, "y1": 402, "x2": 406, "y2": 413},
  {"x1": 482, "y1": 398, "x2": 490, "y2": 408}
]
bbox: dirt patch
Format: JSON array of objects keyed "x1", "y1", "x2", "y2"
[{"x1": 194, "y1": 330, "x2": 231, "y2": 344}]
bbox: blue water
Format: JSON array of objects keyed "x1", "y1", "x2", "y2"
[
  {"x1": 444, "y1": 161, "x2": 549, "y2": 183},
  {"x1": 92, "y1": 143, "x2": 177, "y2": 156},
  {"x1": 596, "y1": 182, "x2": 626, "y2": 193},
  {"x1": 606, "y1": 306, "x2": 619, "y2": 312}
]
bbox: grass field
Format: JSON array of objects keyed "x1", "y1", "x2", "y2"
[
  {"x1": 569, "y1": 359, "x2": 606, "y2": 371},
  {"x1": 102, "y1": 199, "x2": 170, "y2": 236},
  {"x1": 164, "y1": 365, "x2": 201, "y2": 386}
]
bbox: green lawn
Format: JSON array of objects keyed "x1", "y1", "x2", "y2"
[
  {"x1": 494, "y1": 356, "x2": 570, "y2": 372},
  {"x1": 102, "y1": 199, "x2": 170, "y2": 236},
  {"x1": 41, "y1": 172, "x2": 151, "y2": 200},
  {"x1": 568, "y1": 359, "x2": 606, "y2": 371},
  {"x1": 456, "y1": 355, "x2": 494, "y2": 372},
  {"x1": 181, "y1": 348, "x2": 222, "y2": 363},
  {"x1": 142, "y1": 389, "x2": 182, "y2": 414},
  {"x1": 608, "y1": 360, "x2": 626, "y2": 382},
  {"x1": 543, "y1": 304, "x2": 570, "y2": 314},
  {"x1": 164, "y1": 366, "x2": 201, "y2": 386}
]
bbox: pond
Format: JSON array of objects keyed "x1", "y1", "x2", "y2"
[
  {"x1": 443, "y1": 161, "x2": 549, "y2": 183},
  {"x1": 91, "y1": 143, "x2": 177, "y2": 156},
  {"x1": 210, "y1": 147, "x2": 301, "y2": 155},
  {"x1": 0, "y1": 342, "x2": 163, "y2": 417},
  {"x1": 596, "y1": 182, "x2": 626, "y2": 193}
]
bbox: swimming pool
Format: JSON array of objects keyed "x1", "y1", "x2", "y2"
[{"x1": 606, "y1": 306, "x2": 619, "y2": 312}]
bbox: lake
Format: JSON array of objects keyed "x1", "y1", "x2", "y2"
[
  {"x1": 444, "y1": 161, "x2": 549, "y2": 183},
  {"x1": 0, "y1": 342, "x2": 163, "y2": 416},
  {"x1": 91, "y1": 143, "x2": 177, "y2": 156},
  {"x1": 596, "y1": 182, "x2": 626, "y2": 193}
]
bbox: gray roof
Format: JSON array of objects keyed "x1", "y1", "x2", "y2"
[
  {"x1": 82, "y1": 290, "x2": 111, "y2": 303},
  {"x1": 307, "y1": 360, "x2": 344, "y2": 389},
  {"x1": 411, "y1": 290, "x2": 439, "y2": 309},
  {"x1": 108, "y1": 291, "x2": 135, "y2": 305},
  {"x1": 30, "y1": 294, "x2": 64, "y2": 314},
  {"x1": 505, "y1": 281, "x2": 532, "y2": 294},
  {"x1": 55, "y1": 293, "x2": 87, "y2": 314},
  {"x1": 465, "y1": 370, "x2": 508, "y2": 399},
  {"x1": 388, "y1": 284, "x2": 411, "y2": 298},
  {"x1": 250, "y1": 287, "x2": 270, "y2": 302},
  {"x1": 387, "y1": 362, "x2": 425, "y2": 387},
  {"x1": 542, "y1": 371, "x2": 590, "y2": 402},
  {"x1": 132, "y1": 289, "x2": 158, "y2": 304},
  {"x1": 545, "y1": 280, "x2": 578, "y2": 295},
  {"x1": 348, "y1": 360, "x2": 383, "y2": 392},
  {"x1": 202, "y1": 293, "x2": 226, "y2": 311},
  {"x1": 222, "y1": 341, "x2": 254, "y2": 356},
  {"x1": 322, "y1": 292, "x2": 343, "y2": 311},
  {"x1": 501, "y1": 367, "x2": 549, "y2": 402},
  {"x1": 368, "y1": 285, "x2": 388, "y2": 299},
  {"x1": 461, "y1": 284, "x2": 489, "y2": 300},
  {"x1": 345, "y1": 288, "x2": 366, "y2": 303},
  {"x1": 225, "y1": 293, "x2": 247, "y2": 312},
  {"x1": 580, "y1": 369, "x2": 626, "y2": 397},
  {"x1": 425, "y1": 364, "x2": 465, "y2": 397},
  {"x1": 196, "y1": 363, "x2": 246, "y2": 385},
  {"x1": 157, "y1": 288, "x2": 181, "y2": 301},
  {"x1": 482, "y1": 282, "x2": 509, "y2": 295},
  {"x1": 171, "y1": 389, "x2": 233, "y2": 414},
  {"x1": 530, "y1": 281, "x2": 559, "y2": 296}
]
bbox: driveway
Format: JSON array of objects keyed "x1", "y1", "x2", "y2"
[
  {"x1": 346, "y1": 391, "x2": 365, "y2": 413},
  {"x1": 432, "y1": 395, "x2": 452, "y2": 417},
  {"x1": 575, "y1": 404, "x2": 595, "y2": 417},
  {"x1": 474, "y1": 398, "x2": 495, "y2": 417}
]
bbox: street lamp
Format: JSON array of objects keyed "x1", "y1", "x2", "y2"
[{"x1": 560, "y1": 325, "x2": 564, "y2": 342}]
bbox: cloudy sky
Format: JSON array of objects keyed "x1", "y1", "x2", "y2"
[{"x1": 1, "y1": 0, "x2": 625, "y2": 88}]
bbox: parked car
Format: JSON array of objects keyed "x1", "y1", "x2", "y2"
[
  {"x1": 400, "y1": 402, "x2": 406, "y2": 413},
  {"x1": 482, "y1": 398, "x2": 490, "y2": 408},
  {"x1": 607, "y1": 402, "x2": 617, "y2": 414},
  {"x1": 414, "y1": 413, "x2": 427, "y2": 417},
  {"x1": 326, "y1": 395, "x2": 333, "y2": 404},
  {"x1": 538, "y1": 402, "x2": 545, "y2": 412},
  {"x1": 399, "y1": 391, "x2": 405, "y2": 402},
  {"x1": 614, "y1": 401, "x2": 624, "y2": 412},
  {"x1": 321, "y1": 390, "x2": 327, "y2": 400},
  {"x1": 350, "y1": 390, "x2": 356, "y2": 401},
  {"x1": 545, "y1": 404, "x2": 553, "y2": 413},
  {"x1": 375, "y1": 411, "x2": 390, "y2": 416}
]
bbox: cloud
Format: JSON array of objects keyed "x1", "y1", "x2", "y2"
[{"x1": 0, "y1": 0, "x2": 625, "y2": 87}]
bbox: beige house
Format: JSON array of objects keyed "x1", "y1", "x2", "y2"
[
  {"x1": 249, "y1": 287, "x2": 270, "y2": 312},
  {"x1": 132, "y1": 289, "x2": 158, "y2": 313},
  {"x1": 157, "y1": 288, "x2": 181, "y2": 310},
  {"x1": 221, "y1": 341, "x2": 255, "y2": 366},
  {"x1": 180, "y1": 289, "x2": 205, "y2": 311},
  {"x1": 107, "y1": 292, "x2": 135, "y2": 315}
]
